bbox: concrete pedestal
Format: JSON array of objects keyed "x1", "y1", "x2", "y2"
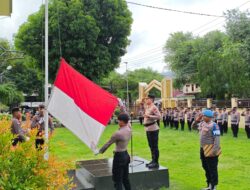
[{"x1": 70, "y1": 156, "x2": 169, "y2": 190}]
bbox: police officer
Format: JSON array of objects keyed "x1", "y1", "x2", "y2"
[
  {"x1": 192, "y1": 110, "x2": 221, "y2": 190},
  {"x1": 229, "y1": 107, "x2": 240, "y2": 138},
  {"x1": 217, "y1": 108, "x2": 223, "y2": 136},
  {"x1": 241, "y1": 108, "x2": 250, "y2": 139},
  {"x1": 173, "y1": 108, "x2": 179, "y2": 130},
  {"x1": 98, "y1": 113, "x2": 131, "y2": 190},
  {"x1": 170, "y1": 108, "x2": 174, "y2": 129},
  {"x1": 191, "y1": 107, "x2": 196, "y2": 125},
  {"x1": 179, "y1": 107, "x2": 185, "y2": 131},
  {"x1": 213, "y1": 107, "x2": 218, "y2": 123},
  {"x1": 222, "y1": 108, "x2": 228, "y2": 134},
  {"x1": 10, "y1": 107, "x2": 26, "y2": 147},
  {"x1": 186, "y1": 108, "x2": 192, "y2": 131},
  {"x1": 143, "y1": 94, "x2": 161, "y2": 169},
  {"x1": 166, "y1": 108, "x2": 170, "y2": 127},
  {"x1": 31, "y1": 104, "x2": 54, "y2": 149},
  {"x1": 162, "y1": 108, "x2": 167, "y2": 128}
]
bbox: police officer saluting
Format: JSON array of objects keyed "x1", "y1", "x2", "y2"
[
  {"x1": 98, "y1": 113, "x2": 132, "y2": 190},
  {"x1": 143, "y1": 94, "x2": 161, "y2": 169},
  {"x1": 192, "y1": 110, "x2": 221, "y2": 190},
  {"x1": 241, "y1": 108, "x2": 250, "y2": 139}
]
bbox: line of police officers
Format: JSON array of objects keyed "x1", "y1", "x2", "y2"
[{"x1": 161, "y1": 107, "x2": 250, "y2": 139}]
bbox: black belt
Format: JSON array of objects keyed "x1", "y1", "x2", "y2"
[{"x1": 144, "y1": 122, "x2": 156, "y2": 127}]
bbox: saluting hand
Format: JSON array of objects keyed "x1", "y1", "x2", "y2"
[{"x1": 196, "y1": 114, "x2": 203, "y2": 122}]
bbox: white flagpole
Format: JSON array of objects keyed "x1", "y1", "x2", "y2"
[{"x1": 44, "y1": 0, "x2": 49, "y2": 160}]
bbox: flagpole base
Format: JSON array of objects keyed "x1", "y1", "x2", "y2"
[{"x1": 69, "y1": 156, "x2": 169, "y2": 190}]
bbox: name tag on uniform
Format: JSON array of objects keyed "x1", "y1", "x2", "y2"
[{"x1": 212, "y1": 123, "x2": 220, "y2": 136}]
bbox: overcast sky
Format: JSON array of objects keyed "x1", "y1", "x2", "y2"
[{"x1": 0, "y1": 0, "x2": 249, "y2": 73}]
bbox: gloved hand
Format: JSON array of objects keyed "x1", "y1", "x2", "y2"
[{"x1": 94, "y1": 149, "x2": 100, "y2": 156}]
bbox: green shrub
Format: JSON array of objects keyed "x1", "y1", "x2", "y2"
[{"x1": 0, "y1": 120, "x2": 74, "y2": 190}]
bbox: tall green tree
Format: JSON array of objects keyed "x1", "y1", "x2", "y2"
[
  {"x1": 0, "y1": 83, "x2": 24, "y2": 106},
  {"x1": 195, "y1": 31, "x2": 228, "y2": 99},
  {"x1": 0, "y1": 39, "x2": 43, "y2": 99},
  {"x1": 100, "y1": 68, "x2": 163, "y2": 101},
  {"x1": 15, "y1": 0, "x2": 133, "y2": 82},
  {"x1": 164, "y1": 32, "x2": 196, "y2": 89}
]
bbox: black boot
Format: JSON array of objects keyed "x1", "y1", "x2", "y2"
[
  {"x1": 201, "y1": 183, "x2": 211, "y2": 190},
  {"x1": 146, "y1": 161, "x2": 153, "y2": 167},
  {"x1": 148, "y1": 162, "x2": 159, "y2": 169}
]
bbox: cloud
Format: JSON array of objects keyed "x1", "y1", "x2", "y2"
[
  {"x1": 0, "y1": 0, "x2": 249, "y2": 73},
  {"x1": 118, "y1": 0, "x2": 249, "y2": 73},
  {"x1": 0, "y1": 0, "x2": 41, "y2": 42}
]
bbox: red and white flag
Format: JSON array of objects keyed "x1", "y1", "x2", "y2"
[{"x1": 47, "y1": 58, "x2": 118, "y2": 151}]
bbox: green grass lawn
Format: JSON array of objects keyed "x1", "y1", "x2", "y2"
[{"x1": 50, "y1": 123, "x2": 250, "y2": 190}]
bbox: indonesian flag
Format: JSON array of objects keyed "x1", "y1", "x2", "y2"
[{"x1": 47, "y1": 58, "x2": 118, "y2": 151}]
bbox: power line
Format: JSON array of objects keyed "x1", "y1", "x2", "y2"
[
  {"x1": 122, "y1": 1, "x2": 250, "y2": 70},
  {"x1": 123, "y1": 51, "x2": 165, "y2": 63},
  {"x1": 127, "y1": 1, "x2": 225, "y2": 18},
  {"x1": 122, "y1": 45, "x2": 164, "y2": 62}
]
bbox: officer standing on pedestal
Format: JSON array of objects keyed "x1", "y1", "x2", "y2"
[
  {"x1": 192, "y1": 110, "x2": 221, "y2": 190},
  {"x1": 241, "y1": 108, "x2": 250, "y2": 139},
  {"x1": 98, "y1": 113, "x2": 132, "y2": 190},
  {"x1": 143, "y1": 94, "x2": 161, "y2": 169}
]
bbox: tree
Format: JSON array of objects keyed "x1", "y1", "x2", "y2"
[
  {"x1": 164, "y1": 28, "x2": 250, "y2": 99},
  {"x1": 100, "y1": 68, "x2": 163, "y2": 101},
  {"x1": 225, "y1": 9, "x2": 250, "y2": 78},
  {"x1": 7, "y1": 57, "x2": 43, "y2": 98},
  {"x1": 164, "y1": 32, "x2": 196, "y2": 89},
  {"x1": 0, "y1": 39, "x2": 43, "y2": 100},
  {"x1": 195, "y1": 31, "x2": 228, "y2": 99},
  {"x1": 0, "y1": 83, "x2": 24, "y2": 107},
  {"x1": 15, "y1": 0, "x2": 133, "y2": 82}
]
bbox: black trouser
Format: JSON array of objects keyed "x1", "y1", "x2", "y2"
[
  {"x1": 180, "y1": 119, "x2": 185, "y2": 131},
  {"x1": 187, "y1": 120, "x2": 192, "y2": 131},
  {"x1": 146, "y1": 130, "x2": 159, "y2": 164},
  {"x1": 139, "y1": 117, "x2": 143, "y2": 125},
  {"x1": 163, "y1": 117, "x2": 167, "y2": 128},
  {"x1": 223, "y1": 121, "x2": 228, "y2": 133},
  {"x1": 191, "y1": 118, "x2": 195, "y2": 126},
  {"x1": 231, "y1": 124, "x2": 239, "y2": 137},
  {"x1": 166, "y1": 116, "x2": 170, "y2": 127},
  {"x1": 112, "y1": 151, "x2": 131, "y2": 190},
  {"x1": 12, "y1": 135, "x2": 25, "y2": 146},
  {"x1": 170, "y1": 118, "x2": 174, "y2": 128},
  {"x1": 200, "y1": 148, "x2": 219, "y2": 187},
  {"x1": 36, "y1": 131, "x2": 45, "y2": 150},
  {"x1": 157, "y1": 120, "x2": 160, "y2": 127},
  {"x1": 174, "y1": 120, "x2": 179, "y2": 130},
  {"x1": 245, "y1": 125, "x2": 250, "y2": 139},
  {"x1": 218, "y1": 122, "x2": 223, "y2": 136}
]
